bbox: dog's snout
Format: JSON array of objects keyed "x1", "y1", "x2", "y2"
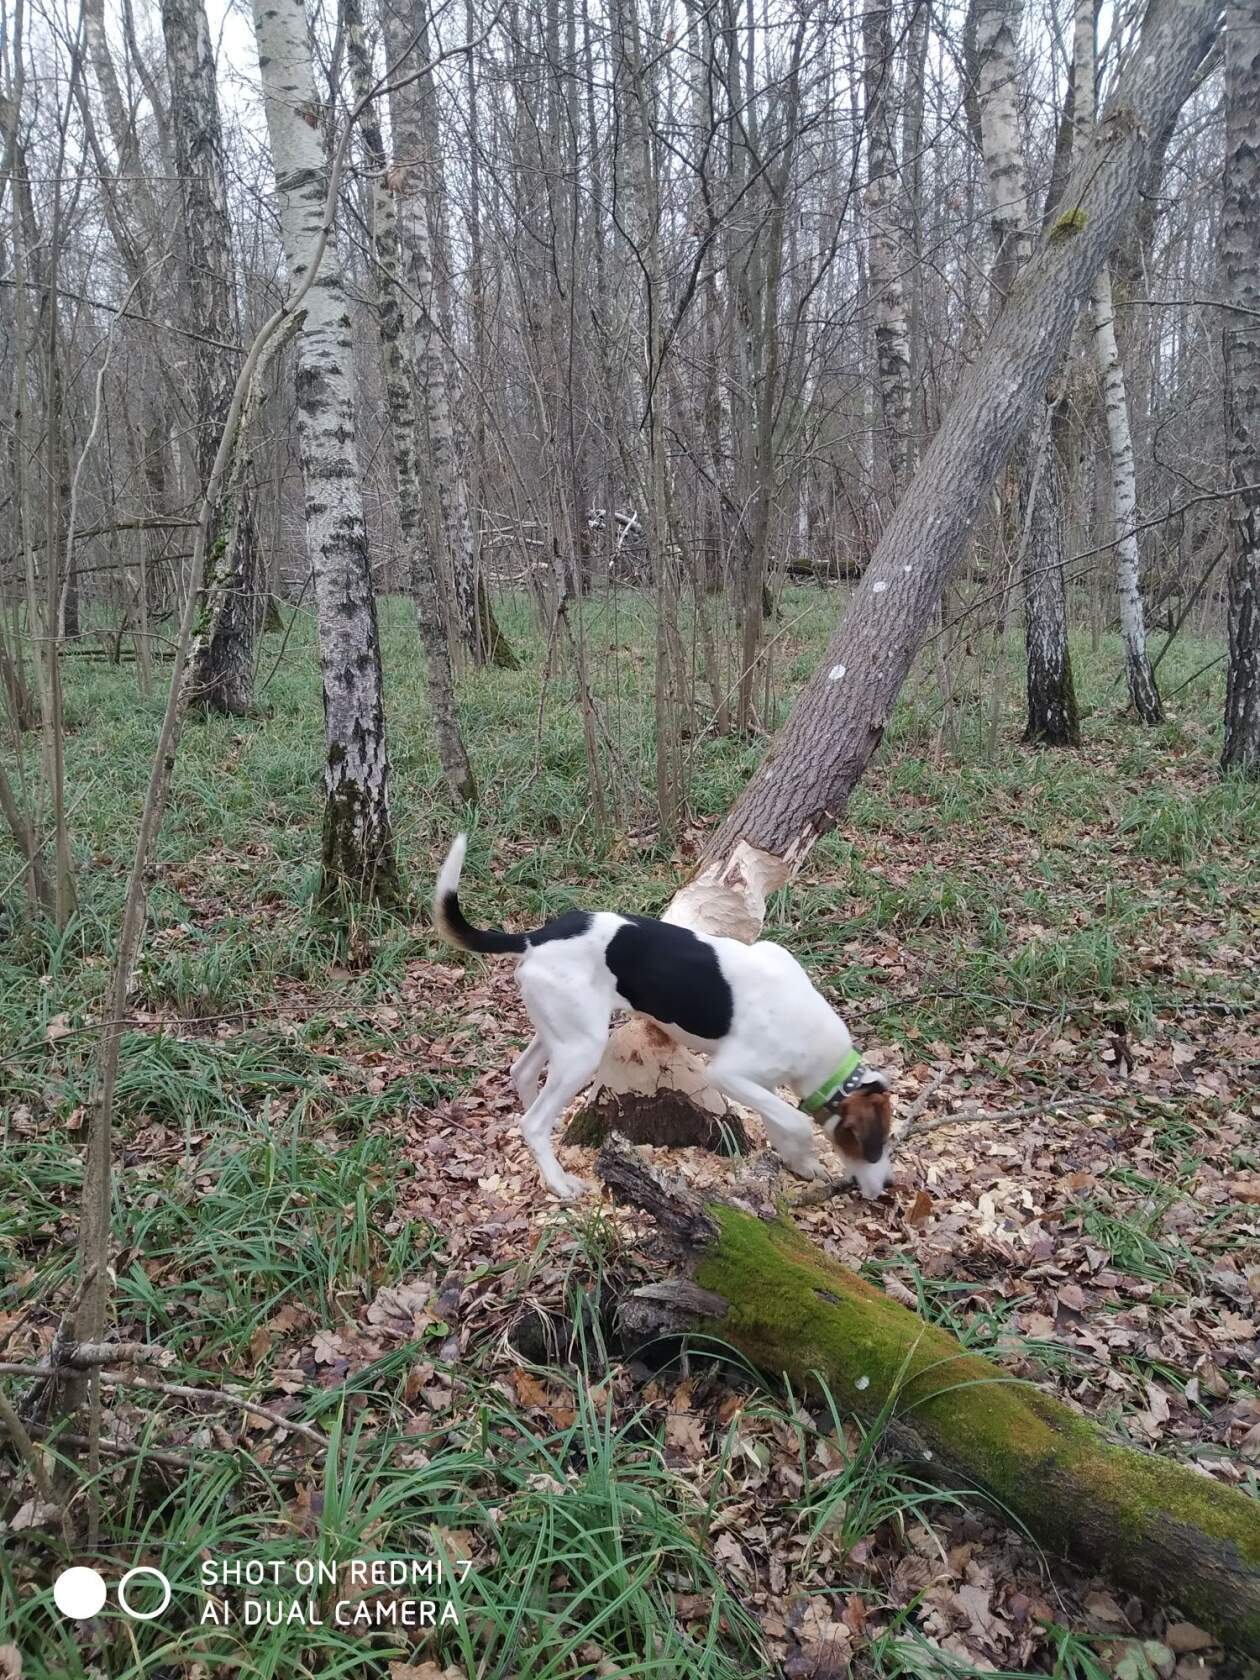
[{"x1": 852, "y1": 1153, "x2": 894, "y2": 1200}]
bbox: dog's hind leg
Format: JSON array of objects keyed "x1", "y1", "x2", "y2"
[
  {"x1": 516, "y1": 1037, "x2": 606, "y2": 1198},
  {"x1": 511, "y1": 1033, "x2": 547, "y2": 1108},
  {"x1": 515, "y1": 972, "x2": 612, "y2": 1198}
]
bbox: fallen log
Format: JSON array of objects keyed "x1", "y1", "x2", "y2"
[{"x1": 596, "y1": 1142, "x2": 1260, "y2": 1657}]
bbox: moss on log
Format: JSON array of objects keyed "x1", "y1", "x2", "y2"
[{"x1": 596, "y1": 1144, "x2": 1260, "y2": 1656}]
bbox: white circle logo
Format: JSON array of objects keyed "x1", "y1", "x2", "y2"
[
  {"x1": 117, "y1": 1566, "x2": 172, "y2": 1621},
  {"x1": 53, "y1": 1567, "x2": 107, "y2": 1620}
]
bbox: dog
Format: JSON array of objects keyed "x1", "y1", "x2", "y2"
[{"x1": 433, "y1": 834, "x2": 894, "y2": 1201}]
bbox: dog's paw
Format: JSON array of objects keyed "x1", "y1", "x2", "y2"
[
  {"x1": 784, "y1": 1154, "x2": 829, "y2": 1184},
  {"x1": 549, "y1": 1171, "x2": 589, "y2": 1201}
]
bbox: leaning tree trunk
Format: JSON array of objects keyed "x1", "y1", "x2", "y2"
[
  {"x1": 1075, "y1": 0, "x2": 1162, "y2": 724},
  {"x1": 597, "y1": 1142, "x2": 1260, "y2": 1657},
  {"x1": 251, "y1": 0, "x2": 400, "y2": 908},
  {"x1": 588, "y1": 0, "x2": 1214, "y2": 1130},
  {"x1": 162, "y1": 0, "x2": 259, "y2": 716},
  {"x1": 695, "y1": 0, "x2": 1204, "y2": 882},
  {"x1": 342, "y1": 0, "x2": 476, "y2": 803},
  {"x1": 863, "y1": 0, "x2": 912, "y2": 503},
  {"x1": 1220, "y1": 0, "x2": 1260, "y2": 777}
]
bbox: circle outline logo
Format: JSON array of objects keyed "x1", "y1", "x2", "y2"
[{"x1": 117, "y1": 1565, "x2": 172, "y2": 1621}]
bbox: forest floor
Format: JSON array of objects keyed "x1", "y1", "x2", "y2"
[{"x1": 0, "y1": 591, "x2": 1257, "y2": 1680}]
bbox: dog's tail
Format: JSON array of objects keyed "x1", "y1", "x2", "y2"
[{"x1": 433, "y1": 833, "x2": 528, "y2": 954}]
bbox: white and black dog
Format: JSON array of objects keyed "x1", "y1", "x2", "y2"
[{"x1": 434, "y1": 834, "x2": 894, "y2": 1201}]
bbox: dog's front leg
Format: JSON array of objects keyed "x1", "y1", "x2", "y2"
[{"x1": 706, "y1": 1067, "x2": 829, "y2": 1182}]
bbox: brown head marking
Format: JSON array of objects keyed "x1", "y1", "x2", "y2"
[{"x1": 822, "y1": 1088, "x2": 893, "y2": 1165}]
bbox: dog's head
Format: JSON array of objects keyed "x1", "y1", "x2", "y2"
[{"x1": 819, "y1": 1075, "x2": 894, "y2": 1199}]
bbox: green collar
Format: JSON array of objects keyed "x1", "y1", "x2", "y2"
[{"x1": 801, "y1": 1048, "x2": 862, "y2": 1114}]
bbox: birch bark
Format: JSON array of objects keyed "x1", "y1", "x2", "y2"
[
  {"x1": 342, "y1": 0, "x2": 475, "y2": 801},
  {"x1": 1076, "y1": 0, "x2": 1163, "y2": 723},
  {"x1": 863, "y1": 0, "x2": 912, "y2": 502},
  {"x1": 250, "y1": 0, "x2": 399, "y2": 905},
  {"x1": 1220, "y1": 0, "x2": 1260, "y2": 775}
]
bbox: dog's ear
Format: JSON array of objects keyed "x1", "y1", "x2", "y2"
[{"x1": 829, "y1": 1088, "x2": 893, "y2": 1164}]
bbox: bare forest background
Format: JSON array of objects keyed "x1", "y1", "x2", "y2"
[{"x1": 1, "y1": 0, "x2": 1256, "y2": 927}]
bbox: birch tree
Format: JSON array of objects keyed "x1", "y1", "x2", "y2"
[
  {"x1": 1078, "y1": 1, "x2": 1163, "y2": 724},
  {"x1": 342, "y1": 0, "x2": 476, "y2": 801},
  {"x1": 968, "y1": 0, "x2": 1079, "y2": 746},
  {"x1": 250, "y1": 0, "x2": 400, "y2": 906},
  {"x1": 1220, "y1": 0, "x2": 1260, "y2": 776},
  {"x1": 863, "y1": 0, "x2": 912, "y2": 504},
  {"x1": 162, "y1": 0, "x2": 260, "y2": 715}
]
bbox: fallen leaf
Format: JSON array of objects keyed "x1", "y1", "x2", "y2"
[
  {"x1": 666, "y1": 1411, "x2": 707, "y2": 1457},
  {"x1": 1164, "y1": 1623, "x2": 1215, "y2": 1655},
  {"x1": 906, "y1": 1188, "x2": 934, "y2": 1226},
  {"x1": 10, "y1": 1500, "x2": 59, "y2": 1533},
  {"x1": 510, "y1": 1369, "x2": 551, "y2": 1409},
  {"x1": 1115, "y1": 1641, "x2": 1174, "y2": 1680},
  {"x1": 311, "y1": 1329, "x2": 343, "y2": 1364},
  {"x1": 388, "y1": 1666, "x2": 466, "y2": 1680}
]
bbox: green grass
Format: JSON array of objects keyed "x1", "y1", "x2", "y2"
[
  {"x1": 1066, "y1": 1186, "x2": 1199, "y2": 1285},
  {"x1": 117, "y1": 1121, "x2": 434, "y2": 1361}
]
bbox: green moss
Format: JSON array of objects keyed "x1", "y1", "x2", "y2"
[
  {"x1": 693, "y1": 1205, "x2": 1260, "y2": 1653},
  {"x1": 1049, "y1": 207, "x2": 1088, "y2": 241},
  {"x1": 564, "y1": 1106, "x2": 611, "y2": 1147},
  {"x1": 192, "y1": 530, "x2": 232, "y2": 642},
  {"x1": 318, "y1": 777, "x2": 404, "y2": 914}
]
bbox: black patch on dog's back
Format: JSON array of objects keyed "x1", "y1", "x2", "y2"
[
  {"x1": 527, "y1": 910, "x2": 593, "y2": 946},
  {"x1": 604, "y1": 916, "x2": 733, "y2": 1040}
]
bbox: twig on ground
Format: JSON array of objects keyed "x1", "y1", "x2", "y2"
[
  {"x1": 51, "y1": 1341, "x2": 171, "y2": 1369},
  {"x1": 2, "y1": 1362, "x2": 328, "y2": 1451},
  {"x1": 894, "y1": 1068, "x2": 950, "y2": 1135},
  {"x1": 24, "y1": 1425, "x2": 196, "y2": 1473}
]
